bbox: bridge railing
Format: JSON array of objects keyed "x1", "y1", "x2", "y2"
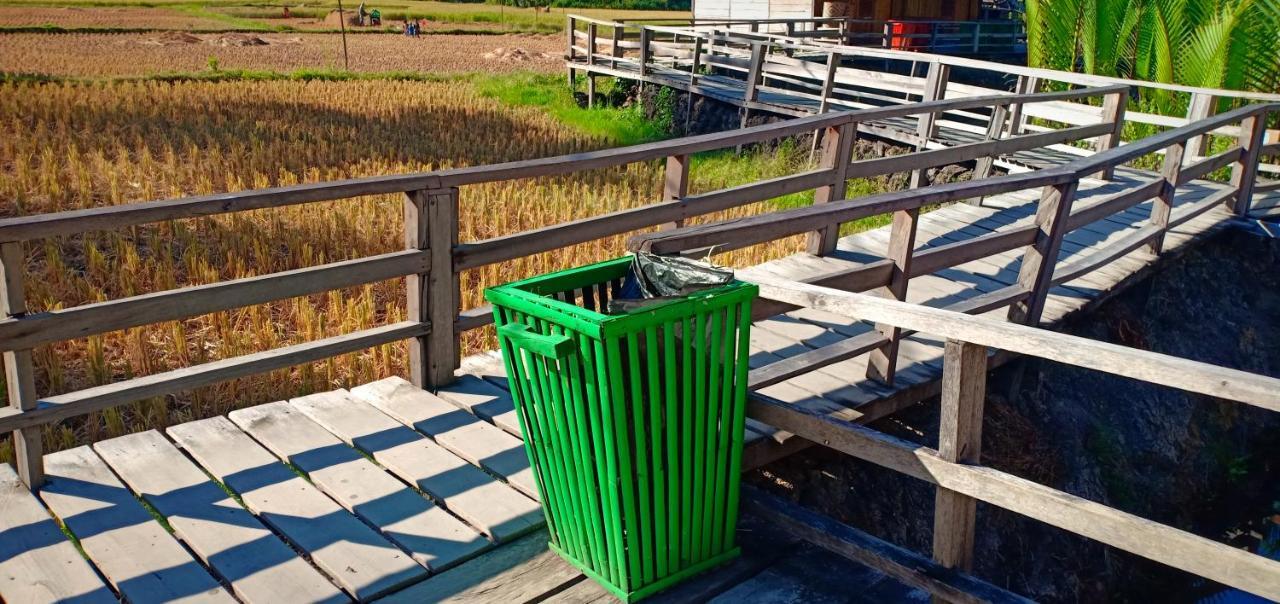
[
  {"x1": 748, "y1": 275, "x2": 1280, "y2": 602},
  {"x1": 602, "y1": 15, "x2": 1027, "y2": 55},
  {"x1": 630, "y1": 101, "x2": 1275, "y2": 385},
  {"x1": 0, "y1": 83, "x2": 1127, "y2": 488},
  {"x1": 566, "y1": 15, "x2": 1280, "y2": 178}
]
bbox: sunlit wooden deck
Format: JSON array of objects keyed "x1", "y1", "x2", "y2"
[{"x1": 1, "y1": 160, "x2": 1259, "y2": 603}]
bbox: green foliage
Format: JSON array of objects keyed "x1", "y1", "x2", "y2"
[{"x1": 1024, "y1": 0, "x2": 1280, "y2": 104}]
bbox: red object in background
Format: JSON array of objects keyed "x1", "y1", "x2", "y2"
[{"x1": 888, "y1": 21, "x2": 931, "y2": 50}]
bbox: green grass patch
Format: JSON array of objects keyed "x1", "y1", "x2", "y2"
[{"x1": 475, "y1": 72, "x2": 665, "y2": 147}]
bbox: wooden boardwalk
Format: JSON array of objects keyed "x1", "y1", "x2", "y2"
[
  {"x1": 0, "y1": 372, "x2": 938, "y2": 603},
  {"x1": 0, "y1": 166, "x2": 1254, "y2": 604},
  {"x1": 3, "y1": 21, "x2": 1280, "y2": 601}
]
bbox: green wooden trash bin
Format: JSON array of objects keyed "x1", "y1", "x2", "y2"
[{"x1": 484, "y1": 256, "x2": 757, "y2": 602}]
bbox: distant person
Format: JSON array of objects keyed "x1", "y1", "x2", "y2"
[
  {"x1": 370, "y1": 8, "x2": 381, "y2": 26},
  {"x1": 403, "y1": 18, "x2": 411, "y2": 36},
  {"x1": 282, "y1": 6, "x2": 291, "y2": 19},
  {"x1": 357, "y1": 2, "x2": 366, "y2": 25},
  {"x1": 414, "y1": 19, "x2": 423, "y2": 37}
]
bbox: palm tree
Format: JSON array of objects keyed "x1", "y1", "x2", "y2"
[{"x1": 1024, "y1": 0, "x2": 1280, "y2": 109}]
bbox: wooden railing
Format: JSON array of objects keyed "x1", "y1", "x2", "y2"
[
  {"x1": 566, "y1": 15, "x2": 1280, "y2": 174},
  {"x1": 746, "y1": 276, "x2": 1280, "y2": 602},
  {"x1": 631, "y1": 101, "x2": 1273, "y2": 385},
  {"x1": 0, "y1": 84, "x2": 1132, "y2": 488},
  {"x1": 607, "y1": 15, "x2": 1027, "y2": 55}
]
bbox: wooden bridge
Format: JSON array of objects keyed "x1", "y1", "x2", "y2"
[{"x1": 3, "y1": 26, "x2": 1280, "y2": 602}]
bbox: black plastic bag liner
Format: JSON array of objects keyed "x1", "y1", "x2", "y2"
[{"x1": 607, "y1": 252, "x2": 734, "y2": 314}]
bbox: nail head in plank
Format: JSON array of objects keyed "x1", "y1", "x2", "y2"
[
  {"x1": 92, "y1": 430, "x2": 348, "y2": 604},
  {"x1": 0, "y1": 463, "x2": 115, "y2": 604},
  {"x1": 167, "y1": 417, "x2": 426, "y2": 601},
  {"x1": 230, "y1": 400, "x2": 491, "y2": 572},
  {"x1": 39, "y1": 446, "x2": 234, "y2": 604}
]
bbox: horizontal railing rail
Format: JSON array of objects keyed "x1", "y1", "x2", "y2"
[
  {"x1": 630, "y1": 100, "x2": 1273, "y2": 385},
  {"x1": 0, "y1": 83, "x2": 1271, "y2": 501},
  {"x1": 748, "y1": 276, "x2": 1280, "y2": 601},
  {"x1": 0, "y1": 85, "x2": 1128, "y2": 489}
]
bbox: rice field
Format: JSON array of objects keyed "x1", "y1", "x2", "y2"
[
  {"x1": 0, "y1": 5, "x2": 231, "y2": 29},
  {"x1": 0, "y1": 31, "x2": 564, "y2": 77},
  {"x1": 0, "y1": 76, "x2": 818, "y2": 462}
]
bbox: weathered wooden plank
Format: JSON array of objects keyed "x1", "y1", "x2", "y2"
[
  {"x1": 434, "y1": 375, "x2": 523, "y2": 436},
  {"x1": 167, "y1": 417, "x2": 427, "y2": 601},
  {"x1": 230, "y1": 400, "x2": 491, "y2": 571},
  {"x1": 39, "y1": 446, "x2": 234, "y2": 604},
  {"x1": 752, "y1": 278, "x2": 1280, "y2": 411},
  {"x1": 454, "y1": 169, "x2": 834, "y2": 271},
  {"x1": 634, "y1": 172, "x2": 1066, "y2": 257},
  {"x1": 376, "y1": 530, "x2": 581, "y2": 604},
  {"x1": 931, "y1": 341, "x2": 987, "y2": 573},
  {"x1": 351, "y1": 377, "x2": 540, "y2": 500},
  {"x1": 1007, "y1": 181, "x2": 1078, "y2": 325},
  {"x1": 0, "y1": 321, "x2": 428, "y2": 434},
  {"x1": 745, "y1": 394, "x2": 1280, "y2": 602},
  {"x1": 92, "y1": 430, "x2": 349, "y2": 604},
  {"x1": 288, "y1": 391, "x2": 544, "y2": 542},
  {"x1": 743, "y1": 486, "x2": 1033, "y2": 604},
  {"x1": 807, "y1": 122, "x2": 856, "y2": 255},
  {"x1": 0, "y1": 250, "x2": 429, "y2": 353},
  {"x1": 0, "y1": 463, "x2": 115, "y2": 604}
]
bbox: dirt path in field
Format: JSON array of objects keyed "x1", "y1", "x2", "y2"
[{"x1": 0, "y1": 32, "x2": 563, "y2": 77}]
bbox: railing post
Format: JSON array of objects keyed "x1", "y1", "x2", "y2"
[
  {"x1": 1007, "y1": 181, "x2": 1078, "y2": 326},
  {"x1": 1, "y1": 242, "x2": 42, "y2": 488},
  {"x1": 910, "y1": 61, "x2": 950, "y2": 189},
  {"x1": 739, "y1": 41, "x2": 767, "y2": 135},
  {"x1": 1184, "y1": 93, "x2": 1214, "y2": 162},
  {"x1": 1147, "y1": 141, "x2": 1185, "y2": 255},
  {"x1": 1093, "y1": 88, "x2": 1128, "y2": 180},
  {"x1": 566, "y1": 17, "x2": 577, "y2": 88},
  {"x1": 587, "y1": 22, "x2": 597, "y2": 66},
  {"x1": 1006, "y1": 75, "x2": 1038, "y2": 137},
  {"x1": 404, "y1": 188, "x2": 460, "y2": 389},
  {"x1": 932, "y1": 339, "x2": 987, "y2": 576},
  {"x1": 971, "y1": 22, "x2": 981, "y2": 53},
  {"x1": 610, "y1": 24, "x2": 622, "y2": 69},
  {"x1": 882, "y1": 22, "x2": 892, "y2": 48},
  {"x1": 866, "y1": 203, "x2": 920, "y2": 385},
  {"x1": 968, "y1": 103, "x2": 1009, "y2": 205},
  {"x1": 807, "y1": 122, "x2": 857, "y2": 256},
  {"x1": 1230, "y1": 110, "x2": 1268, "y2": 216},
  {"x1": 660, "y1": 154, "x2": 691, "y2": 230},
  {"x1": 639, "y1": 27, "x2": 652, "y2": 77}
]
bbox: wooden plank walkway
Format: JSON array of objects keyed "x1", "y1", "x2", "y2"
[{"x1": 3, "y1": 159, "x2": 1251, "y2": 604}]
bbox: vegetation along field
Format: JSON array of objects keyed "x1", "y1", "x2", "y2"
[{"x1": 0, "y1": 0, "x2": 897, "y2": 462}]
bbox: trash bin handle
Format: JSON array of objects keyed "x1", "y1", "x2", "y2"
[{"x1": 498, "y1": 323, "x2": 575, "y2": 359}]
